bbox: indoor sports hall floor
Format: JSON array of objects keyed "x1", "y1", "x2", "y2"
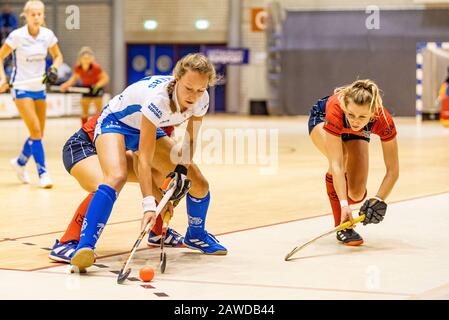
[{"x1": 1, "y1": 116, "x2": 448, "y2": 299}]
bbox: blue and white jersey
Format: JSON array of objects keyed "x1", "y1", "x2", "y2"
[
  {"x1": 5, "y1": 26, "x2": 58, "y2": 91},
  {"x1": 98, "y1": 76, "x2": 209, "y2": 129},
  {"x1": 95, "y1": 76, "x2": 209, "y2": 150}
]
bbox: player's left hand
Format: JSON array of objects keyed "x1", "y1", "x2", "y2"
[
  {"x1": 43, "y1": 66, "x2": 58, "y2": 85},
  {"x1": 90, "y1": 85, "x2": 103, "y2": 96},
  {"x1": 163, "y1": 165, "x2": 192, "y2": 202},
  {"x1": 359, "y1": 198, "x2": 387, "y2": 225}
]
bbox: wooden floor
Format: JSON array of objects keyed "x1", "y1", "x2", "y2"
[{"x1": 0, "y1": 115, "x2": 449, "y2": 299}]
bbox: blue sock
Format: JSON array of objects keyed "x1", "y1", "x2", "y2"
[
  {"x1": 77, "y1": 184, "x2": 117, "y2": 250},
  {"x1": 186, "y1": 192, "x2": 210, "y2": 235},
  {"x1": 30, "y1": 139, "x2": 46, "y2": 176},
  {"x1": 17, "y1": 138, "x2": 32, "y2": 166}
]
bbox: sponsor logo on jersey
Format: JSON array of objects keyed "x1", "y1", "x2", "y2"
[
  {"x1": 105, "y1": 121, "x2": 121, "y2": 129},
  {"x1": 26, "y1": 54, "x2": 46, "y2": 63},
  {"x1": 381, "y1": 128, "x2": 392, "y2": 137},
  {"x1": 148, "y1": 77, "x2": 170, "y2": 89},
  {"x1": 148, "y1": 102, "x2": 162, "y2": 119}
]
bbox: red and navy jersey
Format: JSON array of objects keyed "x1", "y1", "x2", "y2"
[
  {"x1": 82, "y1": 112, "x2": 100, "y2": 142},
  {"x1": 323, "y1": 94, "x2": 397, "y2": 142},
  {"x1": 74, "y1": 62, "x2": 103, "y2": 87}
]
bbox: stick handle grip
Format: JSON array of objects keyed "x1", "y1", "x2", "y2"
[{"x1": 336, "y1": 214, "x2": 365, "y2": 231}]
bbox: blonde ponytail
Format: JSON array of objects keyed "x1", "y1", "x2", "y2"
[{"x1": 335, "y1": 79, "x2": 386, "y2": 121}]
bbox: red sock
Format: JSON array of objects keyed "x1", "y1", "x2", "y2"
[
  {"x1": 151, "y1": 214, "x2": 163, "y2": 235},
  {"x1": 150, "y1": 200, "x2": 164, "y2": 235},
  {"x1": 81, "y1": 117, "x2": 88, "y2": 125},
  {"x1": 60, "y1": 193, "x2": 94, "y2": 243},
  {"x1": 325, "y1": 173, "x2": 341, "y2": 227}
]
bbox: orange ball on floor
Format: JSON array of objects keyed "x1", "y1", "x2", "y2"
[{"x1": 139, "y1": 266, "x2": 155, "y2": 282}]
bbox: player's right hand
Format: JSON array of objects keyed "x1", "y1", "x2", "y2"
[
  {"x1": 340, "y1": 205, "x2": 354, "y2": 226},
  {"x1": 141, "y1": 210, "x2": 157, "y2": 233},
  {"x1": 59, "y1": 83, "x2": 69, "y2": 92},
  {"x1": 0, "y1": 78, "x2": 8, "y2": 93}
]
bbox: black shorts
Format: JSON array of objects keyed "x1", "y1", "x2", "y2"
[
  {"x1": 308, "y1": 96, "x2": 328, "y2": 135},
  {"x1": 81, "y1": 87, "x2": 104, "y2": 98},
  {"x1": 62, "y1": 129, "x2": 97, "y2": 173}
]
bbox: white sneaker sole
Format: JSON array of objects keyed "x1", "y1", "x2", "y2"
[
  {"x1": 39, "y1": 182, "x2": 53, "y2": 189},
  {"x1": 48, "y1": 253, "x2": 71, "y2": 264},
  {"x1": 183, "y1": 242, "x2": 228, "y2": 255}
]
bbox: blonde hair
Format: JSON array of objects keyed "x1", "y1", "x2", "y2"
[
  {"x1": 334, "y1": 79, "x2": 385, "y2": 121},
  {"x1": 78, "y1": 46, "x2": 95, "y2": 60},
  {"x1": 167, "y1": 53, "x2": 217, "y2": 98},
  {"x1": 21, "y1": 0, "x2": 45, "y2": 18}
]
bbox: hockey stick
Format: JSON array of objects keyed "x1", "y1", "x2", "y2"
[
  {"x1": 284, "y1": 214, "x2": 366, "y2": 261},
  {"x1": 159, "y1": 211, "x2": 171, "y2": 273},
  {"x1": 157, "y1": 178, "x2": 189, "y2": 274},
  {"x1": 117, "y1": 180, "x2": 176, "y2": 284},
  {"x1": 48, "y1": 85, "x2": 91, "y2": 94}
]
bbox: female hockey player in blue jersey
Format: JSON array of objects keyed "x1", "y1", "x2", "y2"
[{"x1": 70, "y1": 53, "x2": 228, "y2": 272}]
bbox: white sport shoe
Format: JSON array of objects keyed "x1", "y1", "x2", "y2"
[
  {"x1": 9, "y1": 158, "x2": 30, "y2": 184},
  {"x1": 39, "y1": 172, "x2": 53, "y2": 189}
]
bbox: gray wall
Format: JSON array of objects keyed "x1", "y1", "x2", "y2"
[{"x1": 280, "y1": 9, "x2": 449, "y2": 116}]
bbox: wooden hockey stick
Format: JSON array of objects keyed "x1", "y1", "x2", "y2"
[{"x1": 284, "y1": 214, "x2": 366, "y2": 261}]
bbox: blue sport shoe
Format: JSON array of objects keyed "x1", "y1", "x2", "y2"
[
  {"x1": 49, "y1": 239, "x2": 79, "y2": 263},
  {"x1": 183, "y1": 229, "x2": 228, "y2": 255},
  {"x1": 147, "y1": 227, "x2": 185, "y2": 248}
]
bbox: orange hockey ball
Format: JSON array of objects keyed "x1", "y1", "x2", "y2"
[{"x1": 139, "y1": 266, "x2": 155, "y2": 282}]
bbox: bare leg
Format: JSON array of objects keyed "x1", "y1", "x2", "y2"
[
  {"x1": 15, "y1": 98, "x2": 42, "y2": 139},
  {"x1": 343, "y1": 140, "x2": 369, "y2": 202},
  {"x1": 34, "y1": 99, "x2": 47, "y2": 138}
]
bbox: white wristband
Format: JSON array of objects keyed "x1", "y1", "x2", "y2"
[
  {"x1": 373, "y1": 196, "x2": 384, "y2": 202},
  {"x1": 142, "y1": 196, "x2": 156, "y2": 213},
  {"x1": 340, "y1": 200, "x2": 349, "y2": 208}
]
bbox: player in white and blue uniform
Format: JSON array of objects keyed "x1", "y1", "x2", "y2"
[
  {"x1": 70, "y1": 54, "x2": 227, "y2": 272},
  {"x1": 0, "y1": 1, "x2": 63, "y2": 188}
]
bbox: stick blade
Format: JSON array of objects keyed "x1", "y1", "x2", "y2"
[
  {"x1": 117, "y1": 268, "x2": 131, "y2": 284},
  {"x1": 160, "y1": 252, "x2": 167, "y2": 273},
  {"x1": 284, "y1": 250, "x2": 295, "y2": 261}
]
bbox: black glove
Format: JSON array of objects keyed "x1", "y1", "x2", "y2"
[
  {"x1": 43, "y1": 66, "x2": 58, "y2": 85},
  {"x1": 90, "y1": 85, "x2": 104, "y2": 96},
  {"x1": 164, "y1": 165, "x2": 191, "y2": 202},
  {"x1": 360, "y1": 198, "x2": 387, "y2": 225}
]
